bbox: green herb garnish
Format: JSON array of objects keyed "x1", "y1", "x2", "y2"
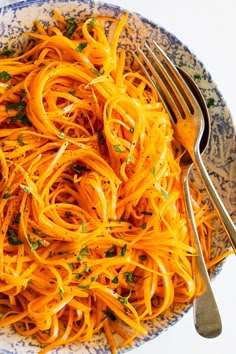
[
  {"x1": 23, "y1": 187, "x2": 31, "y2": 194},
  {"x1": 113, "y1": 145, "x2": 126, "y2": 153},
  {"x1": 0, "y1": 71, "x2": 11, "y2": 82},
  {"x1": 13, "y1": 212, "x2": 21, "y2": 224},
  {"x1": 70, "y1": 164, "x2": 91, "y2": 173},
  {"x1": 17, "y1": 133, "x2": 25, "y2": 146},
  {"x1": 102, "y1": 309, "x2": 116, "y2": 321},
  {"x1": 141, "y1": 211, "x2": 152, "y2": 216},
  {"x1": 2, "y1": 193, "x2": 12, "y2": 199},
  {"x1": 207, "y1": 98, "x2": 215, "y2": 108},
  {"x1": 151, "y1": 166, "x2": 156, "y2": 175},
  {"x1": 81, "y1": 220, "x2": 86, "y2": 233},
  {"x1": 30, "y1": 240, "x2": 41, "y2": 252},
  {"x1": 65, "y1": 18, "x2": 77, "y2": 38},
  {"x1": 6, "y1": 101, "x2": 26, "y2": 111},
  {"x1": 77, "y1": 245, "x2": 88, "y2": 261},
  {"x1": 194, "y1": 73, "x2": 201, "y2": 80},
  {"x1": 90, "y1": 67, "x2": 103, "y2": 77},
  {"x1": 88, "y1": 17, "x2": 96, "y2": 30},
  {"x1": 59, "y1": 286, "x2": 64, "y2": 300},
  {"x1": 161, "y1": 188, "x2": 169, "y2": 199},
  {"x1": 105, "y1": 245, "x2": 116, "y2": 258},
  {"x1": 139, "y1": 255, "x2": 147, "y2": 261},
  {"x1": 112, "y1": 275, "x2": 119, "y2": 284},
  {"x1": 58, "y1": 132, "x2": 65, "y2": 139},
  {"x1": 0, "y1": 49, "x2": 15, "y2": 57},
  {"x1": 124, "y1": 272, "x2": 136, "y2": 284},
  {"x1": 141, "y1": 223, "x2": 147, "y2": 229},
  {"x1": 75, "y1": 42, "x2": 88, "y2": 52},
  {"x1": 120, "y1": 244, "x2": 127, "y2": 256},
  {"x1": 78, "y1": 285, "x2": 90, "y2": 290},
  {"x1": 7, "y1": 230, "x2": 23, "y2": 246},
  {"x1": 126, "y1": 156, "x2": 133, "y2": 164}
]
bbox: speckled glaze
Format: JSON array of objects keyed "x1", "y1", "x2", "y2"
[{"x1": 0, "y1": 0, "x2": 235, "y2": 353}]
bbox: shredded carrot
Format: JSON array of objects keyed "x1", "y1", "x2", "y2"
[{"x1": 0, "y1": 11, "x2": 230, "y2": 354}]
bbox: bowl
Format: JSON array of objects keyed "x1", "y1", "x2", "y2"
[{"x1": 0, "y1": 1, "x2": 235, "y2": 353}]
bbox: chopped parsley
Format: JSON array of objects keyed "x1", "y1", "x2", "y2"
[
  {"x1": 23, "y1": 187, "x2": 31, "y2": 194},
  {"x1": 139, "y1": 255, "x2": 147, "y2": 261},
  {"x1": 126, "y1": 156, "x2": 133, "y2": 164},
  {"x1": 151, "y1": 166, "x2": 156, "y2": 175},
  {"x1": 65, "y1": 18, "x2": 77, "y2": 38},
  {"x1": 118, "y1": 288, "x2": 132, "y2": 305},
  {"x1": 17, "y1": 134, "x2": 25, "y2": 146},
  {"x1": 75, "y1": 42, "x2": 88, "y2": 52},
  {"x1": 194, "y1": 73, "x2": 202, "y2": 80},
  {"x1": 6, "y1": 101, "x2": 26, "y2": 111},
  {"x1": 91, "y1": 275, "x2": 99, "y2": 282},
  {"x1": 102, "y1": 309, "x2": 116, "y2": 321},
  {"x1": 129, "y1": 127, "x2": 134, "y2": 133},
  {"x1": 0, "y1": 49, "x2": 15, "y2": 57},
  {"x1": 105, "y1": 245, "x2": 116, "y2": 258},
  {"x1": 77, "y1": 245, "x2": 88, "y2": 261},
  {"x1": 141, "y1": 211, "x2": 152, "y2": 216},
  {"x1": 75, "y1": 273, "x2": 83, "y2": 280},
  {"x1": 113, "y1": 145, "x2": 126, "y2": 153},
  {"x1": 78, "y1": 285, "x2": 90, "y2": 290},
  {"x1": 88, "y1": 17, "x2": 96, "y2": 30},
  {"x1": 2, "y1": 193, "x2": 12, "y2": 199},
  {"x1": 32, "y1": 228, "x2": 43, "y2": 235},
  {"x1": 7, "y1": 230, "x2": 23, "y2": 246},
  {"x1": 30, "y1": 240, "x2": 41, "y2": 252},
  {"x1": 58, "y1": 132, "x2": 65, "y2": 139},
  {"x1": 111, "y1": 275, "x2": 119, "y2": 284},
  {"x1": 0, "y1": 71, "x2": 11, "y2": 82},
  {"x1": 59, "y1": 286, "x2": 64, "y2": 300},
  {"x1": 161, "y1": 188, "x2": 169, "y2": 199},
  {"x1": 81, "y1": 220, "x2": 86, "y2": 233},
  {"x1": 70, "y1": 164, "x2": 91, "y2": 173},
  {"x1": 6, "y1": 101, "x2": 32, "y2": 127},
  {"x1": 141, "y1": 223, "x2": 147, "y2": 229},
  {"x1": 90, "y1": 67, "x2": 103, "y2": 77},
  {"x1": 207, "y1": 98, "x2": 215, "y2": 108},
  {"x1": 68, "y1": 90, "x2": 76, "y2": 95},
  {"x1": 13, "y1": 212, "x2": 21, "y2": 224},
  {"x1": 120, "y1": 244, "x2": 127, "y2": 256},
  {"x1": 124, "y1": 272, "x2": 136, "y2": 284}
]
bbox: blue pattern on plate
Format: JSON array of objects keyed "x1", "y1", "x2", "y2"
[{"x1": 0, "y1": 0, "x2": 235, "y2": 353}]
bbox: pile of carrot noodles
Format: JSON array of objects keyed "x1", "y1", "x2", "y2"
[{"x1": 0, "y1": 11, "x2": 228, "y2": 354}]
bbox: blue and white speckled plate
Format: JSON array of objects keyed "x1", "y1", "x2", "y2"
[{"x1": 0, "y1": 0, "x2": 235, "y2": 353}]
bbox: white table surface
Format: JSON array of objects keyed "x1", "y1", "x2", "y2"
[{"x1": 0, "y1": 1, "x2": 236, "y2": 354}]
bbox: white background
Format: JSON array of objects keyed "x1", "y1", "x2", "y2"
[{"x1": 0, "y1": 1, "x2": 236, "y2": 354}]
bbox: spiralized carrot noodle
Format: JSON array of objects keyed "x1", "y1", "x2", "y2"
[{"x1": 0, "y1": 10, "x2": 228, "y2": 354}]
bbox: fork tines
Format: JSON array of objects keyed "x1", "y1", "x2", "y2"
[{"x1": 135, "y1": 41, "x2": 197, "y2": 122}]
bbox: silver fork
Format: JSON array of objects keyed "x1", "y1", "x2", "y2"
[
  {"x1": 135, "y1": 42, "x2": 224, "y2": 338},
  {"x1": 136, "y1": 41, "x2": 236, "y2": 248}
]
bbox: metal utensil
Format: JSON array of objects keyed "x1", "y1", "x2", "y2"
[
  {"x1": 135, "y1": 47, "x2": 222, "y2": 337},
  {"x1": 135, "y1": 41, "x2": 236, "y2": 250},
  {"x1": 178, "y1": 67, "x2": 222, "y2": 338}
]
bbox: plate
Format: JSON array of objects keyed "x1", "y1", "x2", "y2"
[{"x1": 0, "y1": 0, "x2": 235, "y2": 353}]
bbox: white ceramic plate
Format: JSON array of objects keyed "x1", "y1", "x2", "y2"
[{"x1": 0, "y1": 1, "x2": 235, "y2": 353}]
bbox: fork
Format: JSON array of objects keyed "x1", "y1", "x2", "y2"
[
  {"x1": 135, "y1": 41, "x2": 236, "y2": 248},
  {"x1": 135, "y1": 42, "x2": 225, "y2": 338}
]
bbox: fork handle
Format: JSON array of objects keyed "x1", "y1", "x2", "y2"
[
  {"x1": 182, "y1": 166, "x2": 222, "y2": 338},
  {"x1": 194, "y1": 151, "x2": 236, "y2": 249}
]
